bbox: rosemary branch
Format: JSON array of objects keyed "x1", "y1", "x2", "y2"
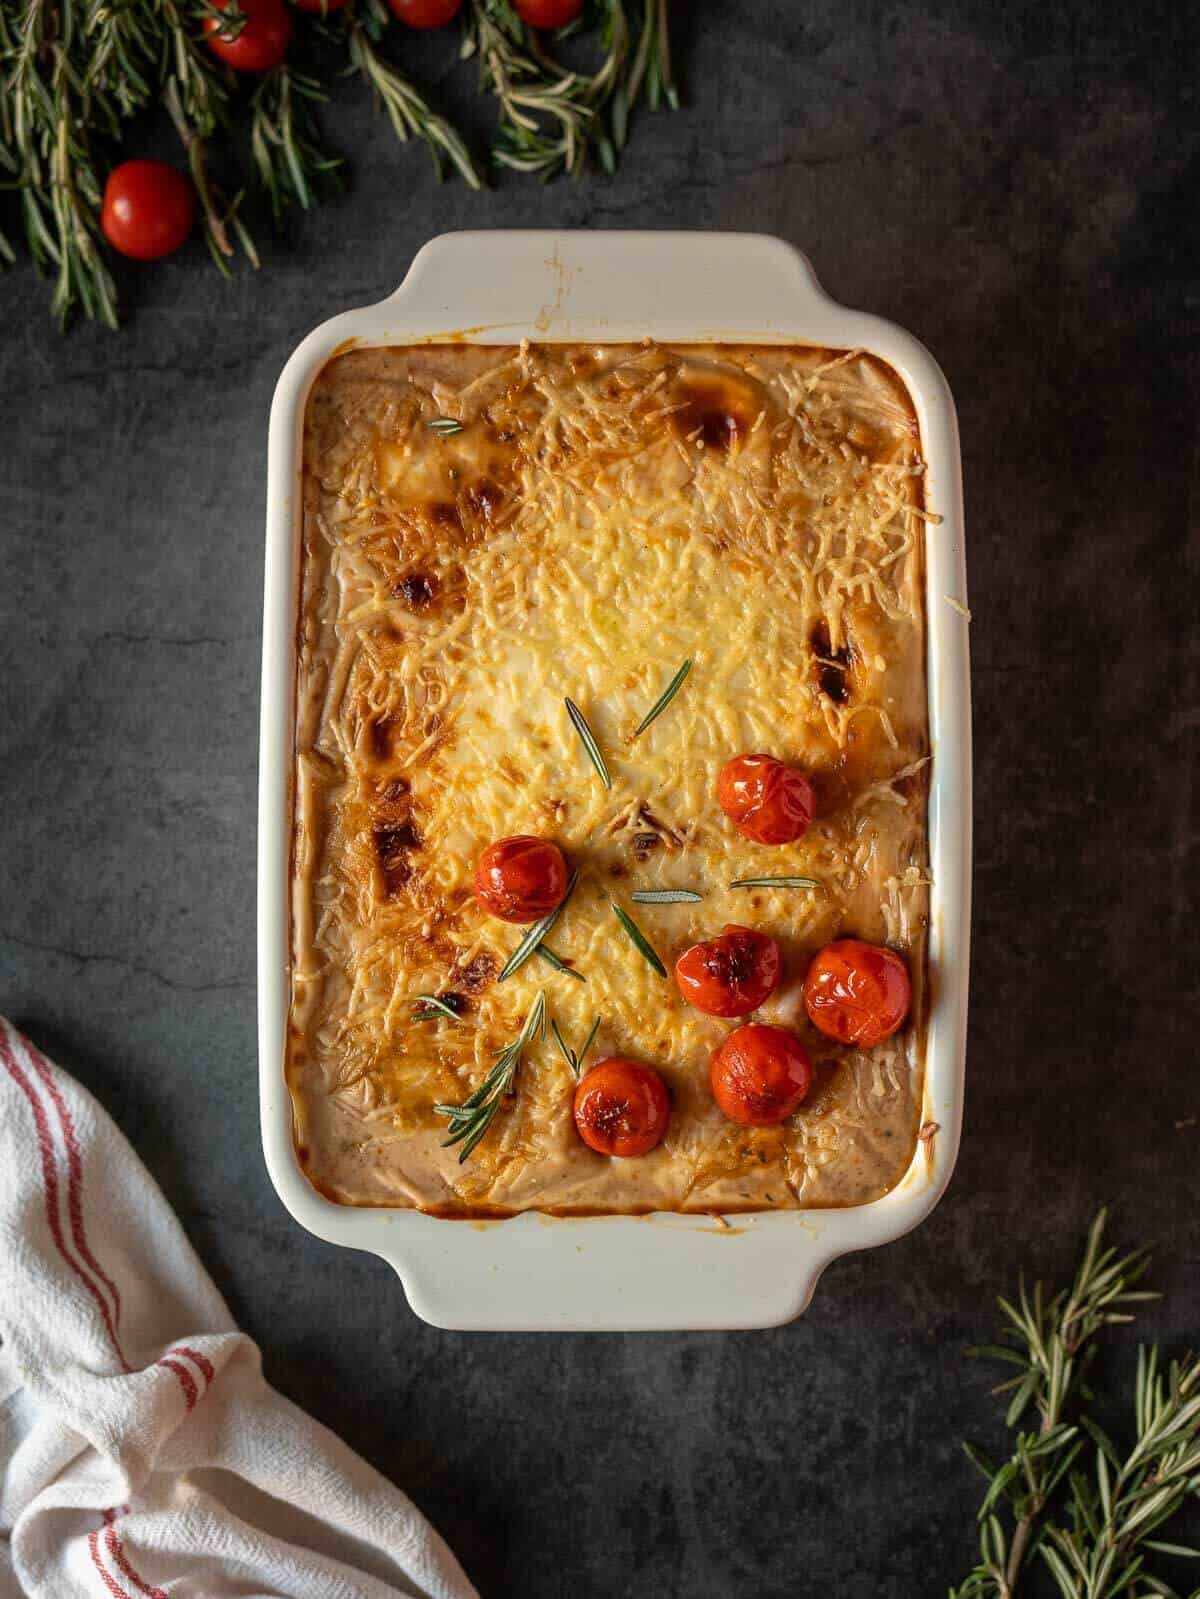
[
  {"x1": 951, "y1": 1211, "x2": 1164, "y2": 1599},
  {"x1": 432, "y1": 990, "x2": 545, "y2": 1162}
]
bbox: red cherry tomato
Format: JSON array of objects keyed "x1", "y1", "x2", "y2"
[
  {"x1": 710, "y1": 1024, "x2": 813, "y2": 1127},
  {"x1": 473, "y1": 836, "x2": 568, "y2": 924},
  {"x1": 675, "y1": 925, "x2": 782, "y2": 1018},
  {"x1": 386, "y1": 0, "x2": 462, "y2": 25},
  {"x1": 717, "y1": 753, "x2": 815, "y2": 845},
  {"x1": 291, "y1": 0, "x2": 347, "y2": 12},
  {"x1": 573, "y1": 1058, "x2": 671, "y2": 1157},
  {"x1": 803, "y1": 939, "x2": 911, "y2": 1047},
  {"x1": 204, "y1": 0, "x2": 292, "y2": 72},
  {"x1": 100, "y1": 161, "x2": 195, "y2": 261},
  {"x1": 514, "y1": 0, "x2": 583, "y2": 26}
]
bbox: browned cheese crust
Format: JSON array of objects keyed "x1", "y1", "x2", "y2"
[{"x1": 289, "y1": 342, "x2": 931, "y2": 1214}]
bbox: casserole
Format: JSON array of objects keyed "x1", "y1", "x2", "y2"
[{"x1": 259, "y1": 231, "x2": 970, "y2": 1329}]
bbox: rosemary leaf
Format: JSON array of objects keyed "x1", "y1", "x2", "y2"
[
  {"x1": 426, "y1": 415, "x2": 466, "y2": 436},
  {"x1": 551, "y1": 1013, "x2": 601, "y2": 1076},
  {"x1": 633, "y1": 658, "x2": 692, "y2": 737},
  {"x1": 412, "y1": 993, "x2": 464, "y2": 1021},
  {"x1": 729, "y1": 876, "x2": 822, "y2": 890},
  {"x1": 630, "y1": 888, "x2": 702, "y2": 904},
  {"x1": 498, "y1": 870, "x2": 577, "y2": 981},
  {"x1": 564, "y1": 698, "x2": 611, "y2": 788},
  {"x1": 534, "y1": 943, "x2": 585, "y2": 981},
  {"x1": 611, "y1": 902, "x2": 666, "y2": 977}
]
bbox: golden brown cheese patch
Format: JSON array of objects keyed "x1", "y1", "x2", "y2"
[{"x1": 289, "y1": 342, "x2": 930, "y2": 1214}]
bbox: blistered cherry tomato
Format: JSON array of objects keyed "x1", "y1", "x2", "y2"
[
  {"x1": 515, "y1": 0, "x2": 582, "y2": 26},
  {"x1": 473, "y1": 836, "x2": 567, "y2": 924},
  {"x1": 100, "y1": 161, "x2": 195, "y2": 261},
  {"x1": 675, "y1": 925, "x2": 782, "y2": 1018},
  {"x1": 204, "y1": 0, "x2": 292, "y2": 71},
  {"x1": 710, "y1": 1023, "x2": 813, "y2": 1127},
  {"x1": 716, "y1": 753, "x2": 815, "y2": 845},
  {"x1": 803, "y1": 939, "x2": 911, "y2": 1047},
  {"x1": 573, "y1": 1058, "x2": 670, "y2": 1157},
  {"x1": 387, "y1": 0, "x2": 462, "y2": 25}
]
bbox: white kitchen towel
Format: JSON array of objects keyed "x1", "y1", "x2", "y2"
[{"x1": 0, "y1": 1018, "x2": 478, "y2": 1599}]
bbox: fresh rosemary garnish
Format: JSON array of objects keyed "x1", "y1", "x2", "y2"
[
  {"x1": 633, "y1": 658, "x2": 692, "y2": 737},
  {"x1": 729, "y1": 876, "x2": 822, "y2": 891},
  {"x1": 498, "y1": 870, "x2": 577, "y2": 981},
  {"x1": 348, "y1": 0, "x2": 481, "y2": 189},
  {"x1": 0, "y1": 0, "x2": 676, "y2": 326},
  {"x1": 611, "y1": 902, "x2": 666, "y2": 977},
  {"x1": 551, "y1": 1014, "x2": 600, "y2": 1077},
  {"x1": 432, "y1": 991, "x2": 545, "y2": 1163},
  {"x1": 462, "y1": 0, "x2": 675, "y2": 180},
  {"x1": 564, "y1": 699, "x2": 611, "y2": 789},
  {"x1": 630, "y1": 888, "x2": 703, "y2": 904},
  {"x1": 534, "y1": 943, "x2": 585, "y2": 982},
  {"x1": 412, "y1": 993, "x2": 464, "y2": 1021},
  {"x1": 426, "y1": 415, "x2": 466, "y2": 436},
  {"x1": 950, "y1": 1210, "x2": 1177, "y2": 1599}
]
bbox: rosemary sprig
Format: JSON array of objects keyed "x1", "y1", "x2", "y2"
[
  {"x1": 631, "y1": 888, "x2": 702, "y2": 904},
  {"x1": 951, "y1": 1211, "x2": 1160, "y2": 1599},
  {"x1": 564, "y1": 698, "x2": 611, "y2": 789},
  {"x1": 633, "y1": 658, "x2": 692, "y2": 737},
  {"x1": 346, "y1": 0, "x2": 482, "y2": 188},
  {"x1": 425, "y1": 414, "x2": 466, "y2": 435},
  {"x1": 250, "y1": 65, "x2": 341, "y2": 217},
  {"x1": 432, "y1": 990, "x2": 545, "y2": 1162},
  {"x1": 1039, "y1": 1346, "x2": 1200, "y2": 1599},
  {"x1": 551, "y1": 1013, "x2": 600, "y2": 1076},
  {"x1": 611, "y1": 902, "x2": 666, "y2": 976},
  {"x1": 498, "y1": 869, "x2": 577, "y2": 981},
  {"x1": 729, "y1": 876, "x2": 822, "y2": 891},
  {"x1": 412, "y1": 992, "x2": 464, "y2": 1020},
  {"x1": 534, "y1": 943, "x2": 584, "y2": 981},
  {"x1": 462, "y1": 0, "x2": 675, "y2": 180}
]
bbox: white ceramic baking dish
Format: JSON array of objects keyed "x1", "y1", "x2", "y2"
[{"x1": 258, "y1": 230, "x2": 970, "y2": 1331}]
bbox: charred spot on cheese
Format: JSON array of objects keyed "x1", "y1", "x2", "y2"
[
  {"x1": 395, "y1": 571, "x2": 438, "y2": 609},
  {"x1": 668, "y1": 366, "x2": 766, "y2": 453},
  {"x1": 428, "y1": 502, "x2": 462, "y2": 532},
  {"x1": 463, "y1": 477, "x2": 503, "y2": 523},
  {"x1": 811, "y1": 621, "x2": 855, "y2": 704},
  {"x1": 454, "y1": 951, "x2": 497, "y2": 994},
  {"x1": 633, "y1": 833, "x2": 660, "y2": 860},
  {"x1": 373, "y1": 820, "x2": 419, "y2": 896}
]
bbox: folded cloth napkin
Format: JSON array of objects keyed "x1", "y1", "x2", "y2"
[{"x1": 0, "y1": 1018, "x2": 477, "y2": 1599}]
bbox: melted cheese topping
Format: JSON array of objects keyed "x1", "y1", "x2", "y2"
[{"x1": 290, "y1": 342, "x2": 930, "y2": 1214}]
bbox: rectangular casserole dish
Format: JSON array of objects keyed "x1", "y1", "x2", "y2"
[{"x1": 258, "y1": 230, "x2": 970, "y2": 1330}]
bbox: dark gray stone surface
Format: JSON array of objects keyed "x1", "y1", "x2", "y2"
[{"x1": 3, "y1": 2, "x2": 1199, "y2": 1593}]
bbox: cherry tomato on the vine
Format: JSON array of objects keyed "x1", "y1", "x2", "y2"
[
  {"x1": 204, "y1": 0, "x2": 292, "y2": 72},
  {"x1": 710, "y1": 1024, "x2": 813, "y2": 1128},
  {"x1": 473, "y1": 836, "x2": 568, "y2": 925},
  {"x1": 386, "y1": 0, "x2": 463, "y2": 26},
  {"x1": 803, "y1": 939, "x2": 911, "y2": 1048},
  {"x1": 573, "y1": 1058, "x2": 671, "y2": 1157},
  {"x1": 100, "y1": 161, "x2": 195, "y2": 261},
  {"x1": 514, "y1": 0, "x2": 583, "y2": 27},
  {"x1": 716, "y1": 753, "x2": 815, "y2": 846},
  {"x1": 675, "y1": 925, "x2": 782, "y2": 1018}
]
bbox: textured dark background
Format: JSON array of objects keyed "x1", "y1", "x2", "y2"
[{"x1": 3, "y1": 2, "x2": 1199, "y2": 1594}]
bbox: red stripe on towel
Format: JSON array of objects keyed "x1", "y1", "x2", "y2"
[
  {"x1": 26, "y1": 1039, "x2": 126, "y2": 1331},
  {"x1": 105, "y1": 1527, "x2": 169, "y2": 1599},
  {"x1": 88, "y1": 1530, "x2": 134, "y2": 1599},
  {"x1": 175, "y1": 1345, "x2": 216, "y2": 1384},
  {"x1": 158, "y1": 1355, "x2": 199, "y2": 1411},
  {"x1": 0, "y1": 1029, "x2": 130, "y2": 1372}
]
